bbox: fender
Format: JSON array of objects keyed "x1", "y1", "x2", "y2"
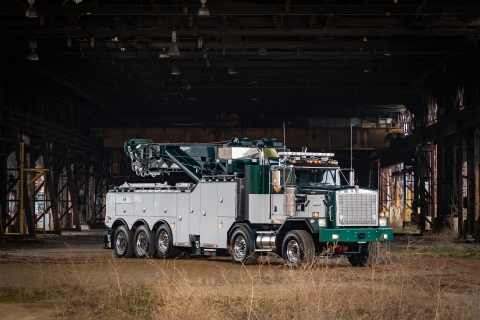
[
  {"x1": 226, "y1": 223, "x2": 253, "y2": 247},
  {"x1": 153, "y1": 219, "x2": 173, "y2": 233},
  {"x1": 132, "y1": 219, "x2": 150, "y2": 231},
  {"x1": 275, "y1": 218, "x2": 316, "y2": 255},
  {"x1": 111, "y1": 218, "x2": 128, "y2": 231}
]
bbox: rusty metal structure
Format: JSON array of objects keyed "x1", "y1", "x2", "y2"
[{"x1": 0, "y1": 0, "x2": 480, "y2": 239}]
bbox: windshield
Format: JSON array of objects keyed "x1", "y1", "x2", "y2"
[{"x1": 294, "y1": 168, "x2": 338, "y2": 186}]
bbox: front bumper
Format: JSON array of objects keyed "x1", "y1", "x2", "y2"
[{"x1": 319, "y1": 227, "x2": 393, "y2": 243}]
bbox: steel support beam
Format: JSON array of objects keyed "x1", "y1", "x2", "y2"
[
  {"x1": 62, "y1": 145, "x2": 80, "y2": 230},
  {"x1": 13, "y1": 134, "x2": 35, "y2": 236},
  {"x1": 475, "y1": 126, "x2": 480, "y2": 232},
  {"x1": 0, "y1": 107, "x2": 104, "y2": 154},
  {"x1": 0, "y1": 141, "x2": 6, "y2": 242},
  {"x1": 436, "y1": 136, "x2": 455, "y2": 228},
  {"x1": 40, "y1": 139, "x2": 61, "y2": 233}
]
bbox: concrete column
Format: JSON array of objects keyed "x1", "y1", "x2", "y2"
[
  {"x1": 474, "y1": 126, "x2": 480, "y2": 239},
  {"x1": 467, "y1": 132, "x2": 475, "y2": 235},
  {"x1": 436, "y1": 138, "x2": 446, "y2": 228},
  {"x1": 456, "y1": 134, "x2": 464, "y2": 236}
]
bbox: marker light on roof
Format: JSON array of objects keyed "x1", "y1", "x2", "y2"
[{"x1": 279, "y1": 151, "x2": 335, "y2": 157}]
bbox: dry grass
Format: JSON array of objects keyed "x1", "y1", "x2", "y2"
[{"x1": 1, "y1": 245, "x2": 480, "y2": 320}]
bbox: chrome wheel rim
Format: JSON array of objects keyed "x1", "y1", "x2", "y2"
[
  {"x1": 115, "y1": 232, "x2": 127, "y2": 255},
  {"x1": 157, "y1": 230, "x2": 169, "y2": 253},
  {"x1": 233, "y1": 235, "x2": 247, "y2": 260},
  {"x1": 286, "y1": 239, "x2": 300, "y2": 265},
  {"x1": 136, "y1": 231, "x2": 148, "y2": 254}
]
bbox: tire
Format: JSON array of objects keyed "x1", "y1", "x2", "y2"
[
  {"x1": 114, "y1": 225, "x2": 135, "y2": 258},
  {"x1": 281, "y1": 230, "x2": 315, "y2": 268},
  {"x1": 155, "y1": 224, "x2": 181, "y2": 258},
  {"x1": 133, "y1": 225, "x2": 156, "y2": 258},
  {"x1": 230, "y1": 227, "x2": 259, "y2": 265},
  {"x1": 348, "y1": 242, "x2": 378, "y2": 267}
]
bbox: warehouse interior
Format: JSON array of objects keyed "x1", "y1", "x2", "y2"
[{"x1": 0, "y1": 0, "x2": 479, "y2": 240}]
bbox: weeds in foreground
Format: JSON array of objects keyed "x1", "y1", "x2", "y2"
[{"x1": 1, "y1": 246, "x2": 480, "y2": 320}]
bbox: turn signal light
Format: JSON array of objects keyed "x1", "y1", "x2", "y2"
[
  {"x1": 312, "y1": 212, "x2": 319, "y2": 218},
  {"x1": 379, "y1": 218, "x2": 387, "y2": 227},
  {"x1": 274, "y1": 186, "x2": 281, "y2": 193}
]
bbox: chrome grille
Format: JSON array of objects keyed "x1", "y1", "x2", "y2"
[{"x1": 337, "y1": 193, "x2": 378, "y2": 226}]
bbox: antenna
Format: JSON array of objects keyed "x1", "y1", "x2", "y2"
[
  {"x1": 349, "y1": 120, "x2": 355, "y2": 185},
  {"x1": 350, "y1": 124, "x2": 353, "y2": 171}
]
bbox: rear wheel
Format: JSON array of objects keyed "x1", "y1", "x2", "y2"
[
  {"x1": 281, "y1": 230, "x2": 315, "y2": 268},
  {"x1": 114, "y1": 225, "x2": 135, "y2": 258},
  {"x1": 155, "y1": 224, "x2": 181, "y2": 258},
  {"x1": 133, "y1": 225, "x2": 156, "y2": 258},
  {"x1": 230, "y1": 227, "x2": 259, "y2": 265}
]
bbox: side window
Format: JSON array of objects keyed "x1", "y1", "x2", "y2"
[{"x1": 279, "y1": 168, "x2": 293, "y2": 185}]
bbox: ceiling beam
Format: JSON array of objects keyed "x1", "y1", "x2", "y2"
[
  {"x1": 48, "y1": 59, "x2": 434, "y2": 68},
  {"x1": 2, "y1": 16, "x2": 467, "y2": 29},
  {"x1": 61, "y1": 39, "x2": 463, "y2": 51},
  {"x1": 1, "y1": 4, "x2": 480, "y2": 16},
  {"x1": 3, "y1": 27, "x2": 478, "y2": 38}
]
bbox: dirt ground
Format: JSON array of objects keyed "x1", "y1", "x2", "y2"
[{"x1": 1, "y1": 229, "x2": 480, "y2": 319}]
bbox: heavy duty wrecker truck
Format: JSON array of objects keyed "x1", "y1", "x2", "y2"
[{"x1": 105, "y1": 137, "x2": 393, "y2": 267}]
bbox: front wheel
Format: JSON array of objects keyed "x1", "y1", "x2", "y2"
[
  {"x1": 155, "y1": 224, "x2": 181, "y2": 258},
  {"x1": 348, "y1": 242, "x2": 378, "y2": 267},
  {"x1": 281, "y1": 230, "x2": 315, "y2": 268},
  {"x1": 133, "y1": 225, "x2": 156, "y2": 258},
  {"x1": 114, "y1": 225, "x2": 135, "y2": 258},
  {"x1": 229, "y1": 227, "x2": 258, "y2": 265}
]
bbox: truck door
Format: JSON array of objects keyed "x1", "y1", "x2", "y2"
[
  {"x1": 200, "y1": 182, "x2": 218, "y2": 246},
  {"x1": 189, "y1": 186, "x2": 201, "y2": 235},
  {"x1": 217, "y1": 182, "x2": 236, "y2": 248},
  {"x1": 176, "y1": 193, "x2": 190, "y2": 245}
]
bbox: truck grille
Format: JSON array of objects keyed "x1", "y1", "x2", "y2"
[{"x1": 337, "y1": 193, "x2": 378, "y2": 226}]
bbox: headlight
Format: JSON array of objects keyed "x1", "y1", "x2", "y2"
[
  {"x1": 332, "y1": 234, "x2": 339, "y2": 240},
  {"x1": 318, "y1": 219, "x2": 326, "y2": 227},
  {"x1": 379, "y1": 218, "x2": 387, "y2": 227}
]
